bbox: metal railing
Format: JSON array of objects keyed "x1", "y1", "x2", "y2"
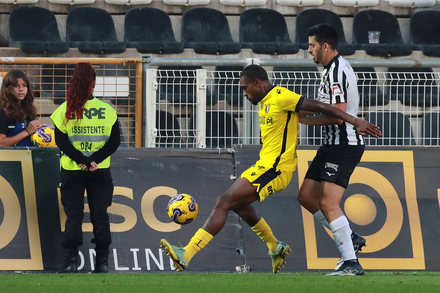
[
  {"x1": 143, "y1": 57, "x2": 440, "y2": 148},
  {"x1": 0, "y1": 57, "x2": 143, "y2": 147}
]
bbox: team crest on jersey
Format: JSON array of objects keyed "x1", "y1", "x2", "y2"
[
  {"x1": 332, "y1": 84, "x2": 344, "y2": 96},
  {"x1": 277, "y1": 89, "x2": 281, "y2": 94}
]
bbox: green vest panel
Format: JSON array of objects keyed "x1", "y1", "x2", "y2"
[{"x1": 50, "y1": 97, "x2": 117, "y2": 171}]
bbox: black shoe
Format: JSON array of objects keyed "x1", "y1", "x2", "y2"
[
  {"x1": 335, "y1": 232, "x2": 366, "y2": 270},
  {"x1": 57, "y1": 263, "x2": 78, "y2": 274},
  {"x1": 327, "y1": 259, "x2": 365, "y2": 276},
  {"x1": 92, "y1": 263, "x2": 108, "y2": 274}
]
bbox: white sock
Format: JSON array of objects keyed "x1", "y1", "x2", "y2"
[
  {"x1": 313, "y1": 210, "x2": 330, "y2": 229},
  {"x1": 329, "y1": 216, "x2": 356, "y2": 261}
]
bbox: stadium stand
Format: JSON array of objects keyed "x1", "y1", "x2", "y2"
[
  {"x1": 124, "y1": 7, "x2": 184, "y2": 54},
  {"x1": 364, "y1": 111, "x2": 416, "y2": 145},
  {"x1": 66, "y1": 7, "x2": 126, "y2": 54},
  {"x1": 156, "y1": 65, "x2": 220, "y2": 106},
  {"x1": 220, "y1": 0, "x2": 266, "y2": 5},
  {"x1": 331, "y1": 0, "x2": 379, "y2": 6},
  {"x1": 386, "y1": 67, "x2": 438, "y2": 107},
  {"x1": 41, "y1": 64, "x2": 75, "y2": 104},
  {"x1": 211, "y1": 66, "x2": 244, "y2": 106},
  {"x1": 352, "y1": 9, "x2": 413, "y2": 57},
  {"x1": 156, "y1": 110, "x2": 181, "y2": 148},
  {"x1": 388, "y1": 0, "x2": 436, "y2": 7},
  {"x1": 181, "y1": 8, "x2": 241, "y2": 55},
  {"x1": 422, "y1": 112, "x2": 440, "y2": 146},
  {"x1": 9, "y1": 6, "x2": 69, "y2": 54},
  {"x1": 275, "y1": 0, "x2": 323, "y2": 6},
  {"x1": 49, "y1": 0, "x2": 95, "y2": 3},
  {"x1": 239, "y1": 8, "x2": 299, "y2": 55},
  {"x1": 410, "y1": 10, "x2": 440, "y2": 57},
  {"x1": 163, "y1": 0, "x2": 210, "y2": 5},
  {"x1": 354, "y1": 67, "x2": 387, "y2": 107},
  {"x1": 105, "y1": 0, "x2": 152, "y2": 4},
  {"x1": 295, "y1": 9, "x2": 356, "y2": 56},
  {"x1": 0, "y1": 0, "x2": 38, "y2": 3},
  {"x1": 272, "y1": 66, "x2": 320, "y2": 98},
  {"x1": 189, "y1": 111, "x2": 239, "y2": 148}
]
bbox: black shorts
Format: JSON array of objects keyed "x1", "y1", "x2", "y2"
[{"x1": 304, "y1": 144, "x2": 365, "y2": 188}]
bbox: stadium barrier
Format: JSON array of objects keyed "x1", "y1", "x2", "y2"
[
  {"x1": 1, "y1": 145, "x2": 440, "y2": 272},
  {"x1": 0, "y1": 57, "x2": 143, "y2": 147},
  {"x1": 144, "y1": 57, "x2": 440, "y2": 148}
]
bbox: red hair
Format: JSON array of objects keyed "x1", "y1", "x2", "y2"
[{"x1": 65, "y1": 62, "x2": 96, "y2": 123}]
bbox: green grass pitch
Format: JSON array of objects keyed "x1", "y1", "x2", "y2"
[{"x1": 1, "y1": 272, "x2": 440, "y2": 293}]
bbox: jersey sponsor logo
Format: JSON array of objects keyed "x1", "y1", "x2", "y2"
[
  {"x1": 325, "y1": 162, "x2": 338, "y2": 171},
  {"x1": 332, "y1": 84, "x2": 344, "y2": 96}
]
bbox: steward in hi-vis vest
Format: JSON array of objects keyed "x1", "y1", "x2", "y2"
[{"x1": 51, "y1": 62, "x2": 120, "y2": 275}]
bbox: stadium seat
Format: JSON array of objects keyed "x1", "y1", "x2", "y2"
[
  {"x1": 189, "y1": 111, "x2": 239, "y2": 148},
  {"x1": 49, "y1": 0, "x2": 95, "y2": 3},
  {"x1": 220, "y1": 0, "x2": 266, "y2": 5},
  {"x1": 295, "y1": 9, "x2": 356, "y2": 56},
  {"x1": 421, "y1": 112, "x2": 440, "y2": 146},
  {"x1": 353, "y1": 67, "x2": 387, "y2": 107},
  {"x1": 410, "y1": 10, "x2": 440, "y2": 57},
  {"x1": 163, "y1": 0, "x2": 210, "y2": 5},
  {"x1": 352, "y1": 10, "x2": 413, "y2": 57},
  {"x1": 240, "y1": 8, "x2": 299, "y2": 55},
  {"x1": 105, "y1": 0, "x2": 152, "y2": 4},
  {"x1": 388, "y1": 0, "x2": 435, "y2": 7},
  {"x1": 363, "y1": 111, "x2": 416, "y2": 145},
  {"x1": 156, "y1": 110, "x2": 181, "y2": 148},
  {"x1": 331, "y1": 0, "x2": 379, "y2": 6},
  {"x1": 66, "y1": 7, "x2": 126, "y2": 54},
  {"x1": 181, "y1": 8, "x2": 241, "y2": 55},
  {"x1": 386, "y1": 67, "x2": 438, "y2": 107},
  {"x1": 276, "y1": 0, "x2": 323, "y2": 6},
  {"x1": 212, "y1": 66, "x2": 244, "y2": 106},
  {"x1": 9, "y1": 6, "x2": 69, "y2": 55},
  {"x1": 272, "y1": 67, "x2": 320, "y2": 98},
  {"x1": 124, "y1": 7, "x2": 184, "y2": 54}
]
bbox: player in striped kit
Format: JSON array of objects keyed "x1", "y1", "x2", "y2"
[{"x1": 298, "y1": 23, "x2": 369, "y2": 276}]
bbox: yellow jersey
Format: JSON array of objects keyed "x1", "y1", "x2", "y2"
[{"x1": 256, "y1": 86, "x2": 304, "y2": 171}]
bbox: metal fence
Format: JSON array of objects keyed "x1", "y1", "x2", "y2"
[
  {"x1": 0, "y1": 57, "x2": 143, "y2": 147},
  {"x1": 144, "y1": 57, "x2": 440, "y2": 148}
]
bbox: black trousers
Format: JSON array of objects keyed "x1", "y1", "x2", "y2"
[{"x1": 60, "y1": 167, "x2": 113, "y2": 252}]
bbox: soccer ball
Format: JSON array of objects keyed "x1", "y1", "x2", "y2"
[
  {"x1": 31, "y1": 124, "x2": 56, "y2": 147},
  {"x1": 167, "y1": 193, "x2": 198, "y2": 225}
]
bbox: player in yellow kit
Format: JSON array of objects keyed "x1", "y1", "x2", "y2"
[{"x1": 161, "y1": 64, "x2": 381, "y2": 273}]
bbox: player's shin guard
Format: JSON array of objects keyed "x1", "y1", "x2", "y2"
[
  {"x1": 184, "y1": 228, "x2": 213, "y2": 263},
  {"x1": 251, "y1": 217, "x2": 278, "y2": 252}
]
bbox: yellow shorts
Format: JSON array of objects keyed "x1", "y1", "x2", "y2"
[{"x1": 240, "y1": 163, "x2": 293, "y2": 202}]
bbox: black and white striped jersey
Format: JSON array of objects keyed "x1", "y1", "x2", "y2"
[{"x1": 317, "y1": 54, "x2": 364, "y2": 146}]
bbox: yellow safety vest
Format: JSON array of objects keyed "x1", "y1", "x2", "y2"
[{"x1": 50, "y1": 97, "x2": 117, "y2": 171}]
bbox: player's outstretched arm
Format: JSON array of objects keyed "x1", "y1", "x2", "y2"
[{"x1": 300, "y1": 98, "x2": 382, "y2": 138}]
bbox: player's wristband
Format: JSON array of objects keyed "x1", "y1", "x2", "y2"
[{"x1": 25, "y1": 129, "x2": 31, "y2": 137}]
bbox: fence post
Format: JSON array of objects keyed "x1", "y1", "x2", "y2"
[
  {"x1": 196, "y1": 69, "x2": 207, "y2": 148},
  {"x1": 145, "y1": 68, "x2": 157, "y2": 148}
]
